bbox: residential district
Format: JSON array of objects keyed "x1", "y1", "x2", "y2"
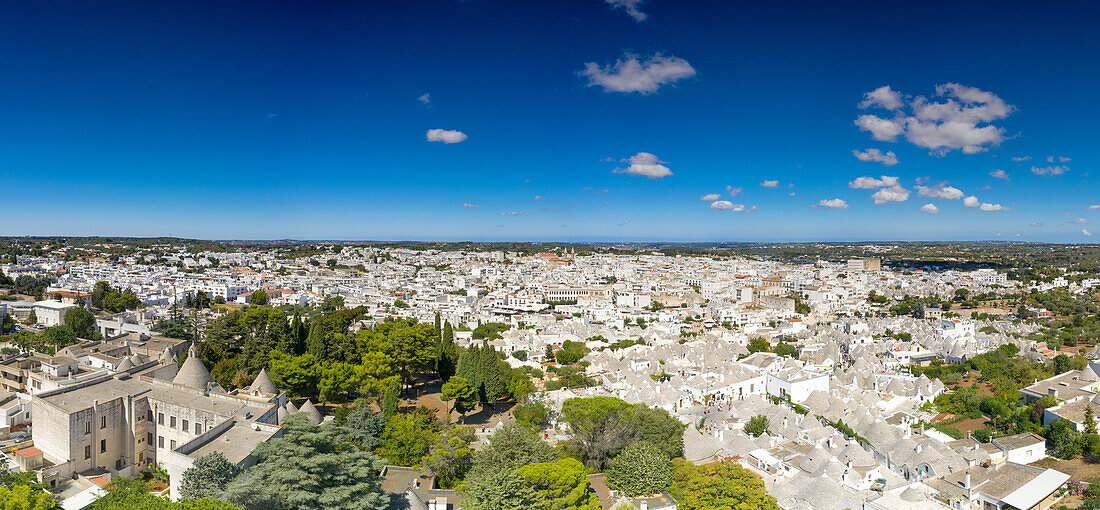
[{"x1": 1, "y1": 241, "x2": 1100, "y2": 510}]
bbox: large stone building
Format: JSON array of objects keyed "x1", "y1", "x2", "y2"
[{"x1": 26, "y1": 343, "x2": 290, "y2": 500}]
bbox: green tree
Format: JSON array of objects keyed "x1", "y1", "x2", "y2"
[
  {"x1": 456, "y1": 345, "x2": 481, "y2": 396},
  {"x1": 518, "y1": 458, "x2": 601, "y2": 510},
  {"x1": 268, "y1": 351, "x2": 321, "y2": 398},
  {"x1": 0, "y1": 485, "x2": 57, "y2": 510},
  {"x1": 179, "y1": 452, "x2": 238, "y2": 500},
  {"x1": 514, "y1": 400, "x2": 550, "y2": 430},
  {"x1": 344, "y1": 400, "x2": 387, "y2": 451},
  {"x1": 670, "y1": 460, "x2": 779, "y2": 510},
  {"x1": 64, "y1": 307, "x2": 97, "y2": 338},
  {"x1": 381, "y1": 378, "x2": 400, "y2": 418},
  {"x1": 606, "y1": 441, "x2": 673, "y2": 497},
  {"x1": 745, "y1": 415, "x2": 770, "y2": 437},
  {"x1": 461, "y1": 470, "x2": 538, "y2": 510},
  {"x1": 436, "y1": 322, "x2": 458, "y2": 382},
  {"x1": 356, "y1": 320, "x2": 437, "y2": 394},
  {"x1": 441, "y1": 377, "x2": 476, "y2": 417},
  {"x1": 378, "y1": 410, "x2": 439, "y2": 466},
  {"x1": 222, "y1": 415, "x2": 388, "y2": 510},
  {"x1": 250, "y1": 290, "x2": 268, "y2": 306},
  {"x1": 747, "y1": 337, "x2": 770, "y2": 353},
  {"x1": 555, "y1": 340, "x2": 588, "y2": 364},
  {"x1": 423, "y1": 426, "x2": 476, "y2": 489},
  {"x1": 478, "y1": 341, "x2": 504, "y2": 406}
]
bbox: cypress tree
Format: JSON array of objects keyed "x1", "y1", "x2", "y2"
[
  {"x1": 456, "y1": 344, "x2": 480, "y2": 395},
  {"x1": 479, "y1": 340, "x2": 504, "y2": 407},
  {"x1": 382, "y1": 379, "x2": 400, "y2": 418},
  {"x1": 289, "y1": 313, "x2": 307, "y2": 355},
  {"x1": 437, "y1": 322, "x2": 458, "y2": 382}
]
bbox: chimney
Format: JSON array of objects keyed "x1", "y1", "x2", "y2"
[
  {"x1": 640, "y1": 502, "x2": 648, "y2": 510},
  {"x1": 1048, "y1": 388, "x2": 1058, "y2": 399}
]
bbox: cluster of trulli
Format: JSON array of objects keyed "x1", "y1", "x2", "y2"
[
  {"x1": 165, "y1": 343, "x2": 325, "y2": 426},
  {"x1": 679, "y1": 394, "x2": 883, "y2": 510}
]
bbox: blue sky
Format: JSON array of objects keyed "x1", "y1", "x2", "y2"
[{"x1": 1, "y1": 0, "x2": 1098, "y2": 241}]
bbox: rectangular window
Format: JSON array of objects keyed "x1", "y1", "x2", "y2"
[
  {"x1": 84, "y1": 446, "x2": 90, "y2": 459},
  {"x1": 148, "y1": 410, "x2": 153, "y2": 421},
  {"x1": 85, "y1": 422, "x2": 91, "y2": 435},
  {"x1": 183, "y1": 420, "x2": 189, "y2": 432},
  {"x1": 148, "y1": 432, "x2": 153, "y2": 445},
  {"x1": 170, "y1": 440, "x2": 176, "y2": 449},
  {"x1": 101, "y1": 416, "x2": 107, "y2": 429},
  {"x1": 170, "y1": 416, "x2": 176, "y2": 428},
  {"x1": 138, "y1": 452, "x2": 144, "y2": 462},
  {"x1": 158, "y1": 436, "x2": 164, "y2": 448},
  {"x1": 158, "y1": 413, "x2": 164, "y2": 425},
  {"x1": 100, "y1": 439, "x2": 106, "y2": 453},
  {"x1": 195, "y1": 423, "x2": 202, "y2": 435}
]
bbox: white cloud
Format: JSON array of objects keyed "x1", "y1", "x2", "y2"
[
  {"x1": 499, "y1": 211, "x2": 520, "y2": 216},
  {"x1": 1030, "y1": 222, "x2": 1043, "y2": 227},
  {"x1": 872, "y1": 185, "x2": 910, "y2": 204},
  {"x1": 534, "y1": 195, "x2": 545, "y2": 200},
  {"x1": 1011, "y1": 156, "x2": 1031, "y2": 162},
  {"x1": 1089, "y1": 205, "x2": 1100, "y2": 210},
  {"x1": 606, "y1": 0, "x2": 647, "y2": 21},
  {"x1": 854, "y1": 115, "x2": 904, "y2": 141},
  {"x1": 916, "y1": 182, "x2": 964, "y2": 200},
  {"x1": 1085, "y1": 229, "x2": 1092, "y2": 236},
  {"x1": 921, "y1": 203, "x2": 940, "y2": 214},
  {"x1": 700, "y1": 193, "x2": 721, "y2": 201},
  {"x1": 1047, "y1": 155, "x2": 1072, "y2": 163},
  {"x1": 989, "y1": 169, "x2": 1009, "y2": 180},
  {"x1": 426, "y1": 129, "x2": 468, "y2": 143},
  {"x1": 726, "y1": 186, "x2": 743, "y2": 196},
  {"x1": 855, "y1": 83, "x2": 1014, "y2": 154},
  {"x1": 964, "y1": 196, "x2": 980, "y2": 207},
  {"x1": 816, "y1": 199, "x2": 849, "y2": 209},
  {"x1": 1072, "y1": 217, "x2": 1088, "y2": 224},
  {"x1": 979, "y1": 184, "x2": 992, "y2": 191},
  {"x1": 979, "y1": 203, "x2": 1009, "y2": 211},
  {"x1": 580, "y1": 53, "x2": 696, "y2": 94},
  {"x1": 761, "y1": 180, "x2": 780, "y2": 188},
  {"x1": 462, "y1": 203, "x2": 479, "y2": 209},
  {"x1": 418, "y1": 93, "x2": 431, "y2": 105},
  {"x1": 612, "y1": 152, "x2": 673, "y2": 179},
  {"x1": 848, "y1": 175, "x2": 900, "y2": 189},
  {"x1": 1031, "y1": 165, "x2": 1070, "y2": 176},
  {"x1": 710, "y1": 201, "x2": 749, "y2": 211},
  {"x1": 852, "y1": 148, "x2": 899, "y2": 166},
  {"x1": 859, "y1": 85, "x2": 905, "y2": 110}
]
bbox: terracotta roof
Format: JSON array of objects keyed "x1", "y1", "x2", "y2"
[{"x1": 14, "y1": 447, "x2": 43, "y2": 458}]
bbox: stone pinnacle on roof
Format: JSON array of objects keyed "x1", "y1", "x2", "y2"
[{"x1": 249, "y1": 368, "x2": 278, "y2": 395}]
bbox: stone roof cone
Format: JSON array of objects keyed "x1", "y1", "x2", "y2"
[
  {"x1": 172, "y1": 343, "x2": 216, "y2": 389},
  {"x1": 249, "y1": 368, "x2": 278, "y2": 395},
  {"x1": 298, "y1": 399, "x2": 323, "y2": 424}
]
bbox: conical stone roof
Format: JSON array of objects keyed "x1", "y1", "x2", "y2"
[
  {"x1": 249, "y1": 368, "x2": 278, "y2": 395},
  {"x1": 173, "y1": 344, "x2": 215, "y2": 389}
]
